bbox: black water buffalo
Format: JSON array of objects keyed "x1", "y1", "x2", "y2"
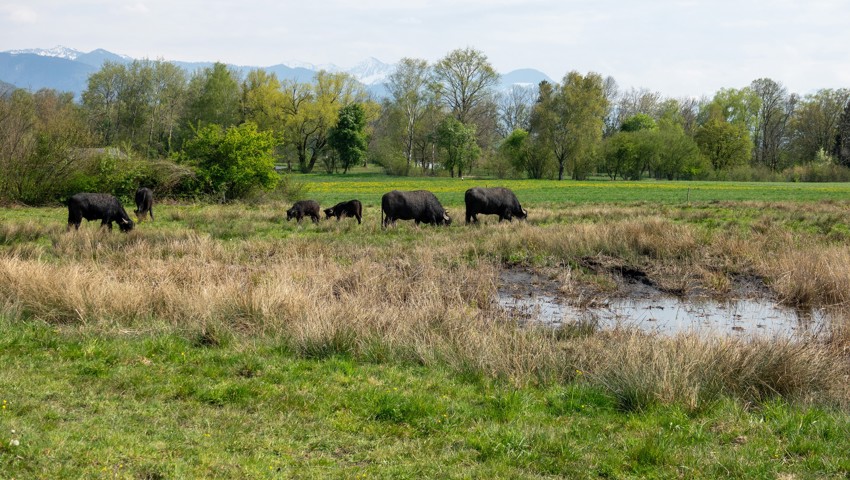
[
  {"x1": 381, "y1": 190, "x2": 451, "y2": 228},
  {"x1": 464, "y1": 187, "x2": 527, "y2": 224},
  {"x1": 67, "y1": 193, "x2": 135, "y2": 232},
  {"x1": 324, "y1": 199, "x2": 362, "y2": 224},
  {"x1": 134, "y1": 187, "x2": 154, "y2": 222},
  {"x1": 286, "y1": 200, "x2": 321, "y2": 224}
]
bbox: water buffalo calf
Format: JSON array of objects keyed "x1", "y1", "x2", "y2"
[
  {"x1": 324, "y1": 199, "x2": 362, "y2": 224},
  {"x1": 134, "y1": 187, "x2": 154, "y2": 222},
  {"x1": 287, "y1": 200, "x2": 321, "y2": 224},
  {"x1": 67, "y1": 192, "x2": 135, "y2": 232},
  {"x1": 465, "y1": 187, "x2": 527, "y2": 224},
  {"x1": 381, "y1": 190, "x2": 451, "y2": 228}
]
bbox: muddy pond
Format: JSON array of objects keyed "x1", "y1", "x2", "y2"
[{"x1": 498, "y1": 267, "x2": 832, "y2": 338}]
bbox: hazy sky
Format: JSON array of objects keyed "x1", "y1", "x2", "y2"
[{"x1": 2, "y1": 0, "x2": 849, "y2": 98}]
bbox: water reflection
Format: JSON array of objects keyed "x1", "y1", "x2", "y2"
[{"x1": 498, "y1": 293, "x2": 829, "y2": 337}]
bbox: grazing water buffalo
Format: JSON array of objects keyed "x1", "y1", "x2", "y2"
[
  {"x1": 134, "y1": 187, "x2": 154, "y2": 222},
  {"x1": 67, "y1": 193, "x2": 135, "y2": 232},
  {"x1": 286, "y1": 200, "x2": 321, "y2": 224},
  {"x1": 464, "y1": 187, "x2": 527, "y2": 224},
  {"x1": 324, "y1": 199, "x2": 362, "y2": 224},
  {"x1": 381, "y1": 190, "x2": 451, "y2": 228}
]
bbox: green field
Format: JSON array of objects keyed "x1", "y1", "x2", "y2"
[
  {"x1": 2, "y1": 175, "x2": 850, "y2": 478},
  {"x1": 299, "y1": 171, "x2": 850, "y2": 207}
]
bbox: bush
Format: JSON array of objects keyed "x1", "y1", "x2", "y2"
[{"x1": 782, "y1": 163, "x2": 850, "y2": 182}]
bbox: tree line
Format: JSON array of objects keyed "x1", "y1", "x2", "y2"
[{"x1": 2, "y1": 47, "x2": 850, "y2": 204}]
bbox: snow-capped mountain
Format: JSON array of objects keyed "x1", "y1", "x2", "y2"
[
  {"x1": 7, "y1": 45, "x2": 83, "y2": 60},
  {"x1": 281, "y1": 60, "x2": 342, "y2": 73},
  {"x1": 1, "y1": 46, "x2": 553, "y2": 99},
  {"x1": 347, "y1": 57, "x2": 394, "y2": 85}
]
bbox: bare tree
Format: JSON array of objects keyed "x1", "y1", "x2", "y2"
[
  {"x1": 496, "y1": 85, "x2": 535, "y2": 137},
  {"x1": 386, "y1": 58, "x2": 432, "y2": 169},
  {"x1": 751, "y1": 78, "x2": 796, "y2": 170},
  {"x1": 432, "y1": 47, "x2": 500, "y2": 124}
]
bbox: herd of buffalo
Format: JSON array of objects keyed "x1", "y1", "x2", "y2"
[{"x1": 65, "y1": 186, "x2": 528, "y2": 232}]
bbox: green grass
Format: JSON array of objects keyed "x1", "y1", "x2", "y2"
[
  {"x1": 2, "y1": 319, "x2": 850, "y2": 479},
  {"x1": 297, "y1": 170, "x2": 850, "y2": 208}
]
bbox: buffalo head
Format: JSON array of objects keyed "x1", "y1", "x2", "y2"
[
  {"x1": 119, "y1": 217, "x2": 135, "y2": 232},
  {"x1": 518, "y1": 208, "x2": 528, "y2": 220},
  {"x1": 323, "y1": 208, "x2": 334, "y2": 219}
]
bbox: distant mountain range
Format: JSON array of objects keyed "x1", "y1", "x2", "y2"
[{"x1": 0, "y1": 46, "x2": 553, "y2": 100}]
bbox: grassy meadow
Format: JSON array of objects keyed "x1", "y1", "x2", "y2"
[{"x1": 2, "y1": 172, "x2": 850, "y2": 478}]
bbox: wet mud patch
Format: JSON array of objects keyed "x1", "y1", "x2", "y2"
[{"x1": 498, "y1": 263, "x2": 831, "y2": 338}]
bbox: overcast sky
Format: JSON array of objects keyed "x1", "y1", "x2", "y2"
[{"x1": 2, "y1": 0, "x2": 849, "y2": 98}]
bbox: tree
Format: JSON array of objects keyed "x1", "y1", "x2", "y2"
[
  {"x1": 328, "y1": 103, "x2": 368, "y2": 173},
  {"x1": 838, "y1": 100, "x2": 850, "y2": 168},
  {"x1": 146, "y1": 60, "x2": 188, "y2": 155},
  {"x1": 241, "y1": 69, "x2": 285, "y2": 133},
  {"x1": 701, "y1": 87, "x2": 760, "y2": 132},
  {"x1": 181, "y1": 122, "x2": 278, "y2": 201},
  {"x1": 620, "y1": 113, "x2": 657, "y2": 132},
  {"x1": 654, "y1": 118, "x2": 703, "y2": 179},
  {"x1": 186, "y1": 62, "x2": 241, "y2": 128},
  {"x1": 496, "y1": 85, "x2": 535, "y2": 138},
  {"x1": 386, "y1": 58, "x2": 432, "y2": 170},
  {"x1": 751, "y1": 78, "x2": 796, "y2": 170},
  {"x1": 82, "y1": 61, "x2": 125, "y2": 145},
  {"x1": 694, "y1": 118, "x2": 752, "y2": 171},
  {"x1": 281, "y1": 71, "x2": 372, "y2": 173},
  {"x1": 0, "y1": 89, "x2": 93, "y2": 204},
  {"x1": 432, "y1": 47, "x2": 500, "y2": 124},
  {"x1": 536, "y1": 72, "x2": 608, "y2": 180},
  {"x1": 82, "y1": 59, "x2": 188, "y2": 156},
  {"x1": 788, "y1": 88, "x2": 850, "y2": 164},
  {"x1": 435, "y1": 116, "x2": 480, "y2": 178},
  {"x1": 499, "y1": 128, "x2": 550, "y2": 179}
]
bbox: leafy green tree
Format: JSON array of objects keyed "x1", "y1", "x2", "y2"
[
  {"x1": 621, "y1": 113, "x2": 657, "y2": 132},
  {"x1": 435, "y1": 116, "x2": 480, "y2": 178},
  {"x1": 654, "y1": 119, "x2": 703, "y2": 179},
  {"x1": 82, "y1": 61, "x2": 125, "y2": 145},
  {"x1": 181, "y1": 122, "x2": 278, "y2": 201},
  {"x1": 694, "y1": 118, "x2": 752, "y2": 171},
  {"x1": 186, "y1": 62, "x2": 241, "y2": 128},
  {"x1": 499, "y1": 128, "x2": 551, "y2": 179},
  {"x1": 241, "y1": 69, "x2": 285, "y2": 134},
  {"x1": 701, "y1": 87, "x2": 760, "y2": 133},
  {"x1": 536, "y1": 72, "x2": 608, "y2": 180},
  {"x1": 281, "y1": 71, "x2": 372, "y2": 173},
  {"x1": 328, "y1": 103, "x2": 368, "y2": 173},
  {"x1": 82, "y1": 59, "x2": 188, "y2": 156}
]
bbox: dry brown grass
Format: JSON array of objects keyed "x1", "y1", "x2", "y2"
[{"x1": 2, "y1": 203, "x2": 850, "y2": 410}]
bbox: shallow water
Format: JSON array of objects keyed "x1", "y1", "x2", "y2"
[{"x1": 498, "y1": 293, "x2": 830, "y2": 338}]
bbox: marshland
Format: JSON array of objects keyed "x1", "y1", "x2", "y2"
[{"x1": 2, "y1": 175, "x2": 850, "y2": 478}]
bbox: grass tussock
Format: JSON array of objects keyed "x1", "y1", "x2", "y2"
[
  {"x1": 770, "y1": 245, "x2": 850, "y2": 308},
  {"x1": 579, "y1": 332, "x2": 844, "y2": 412}
]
